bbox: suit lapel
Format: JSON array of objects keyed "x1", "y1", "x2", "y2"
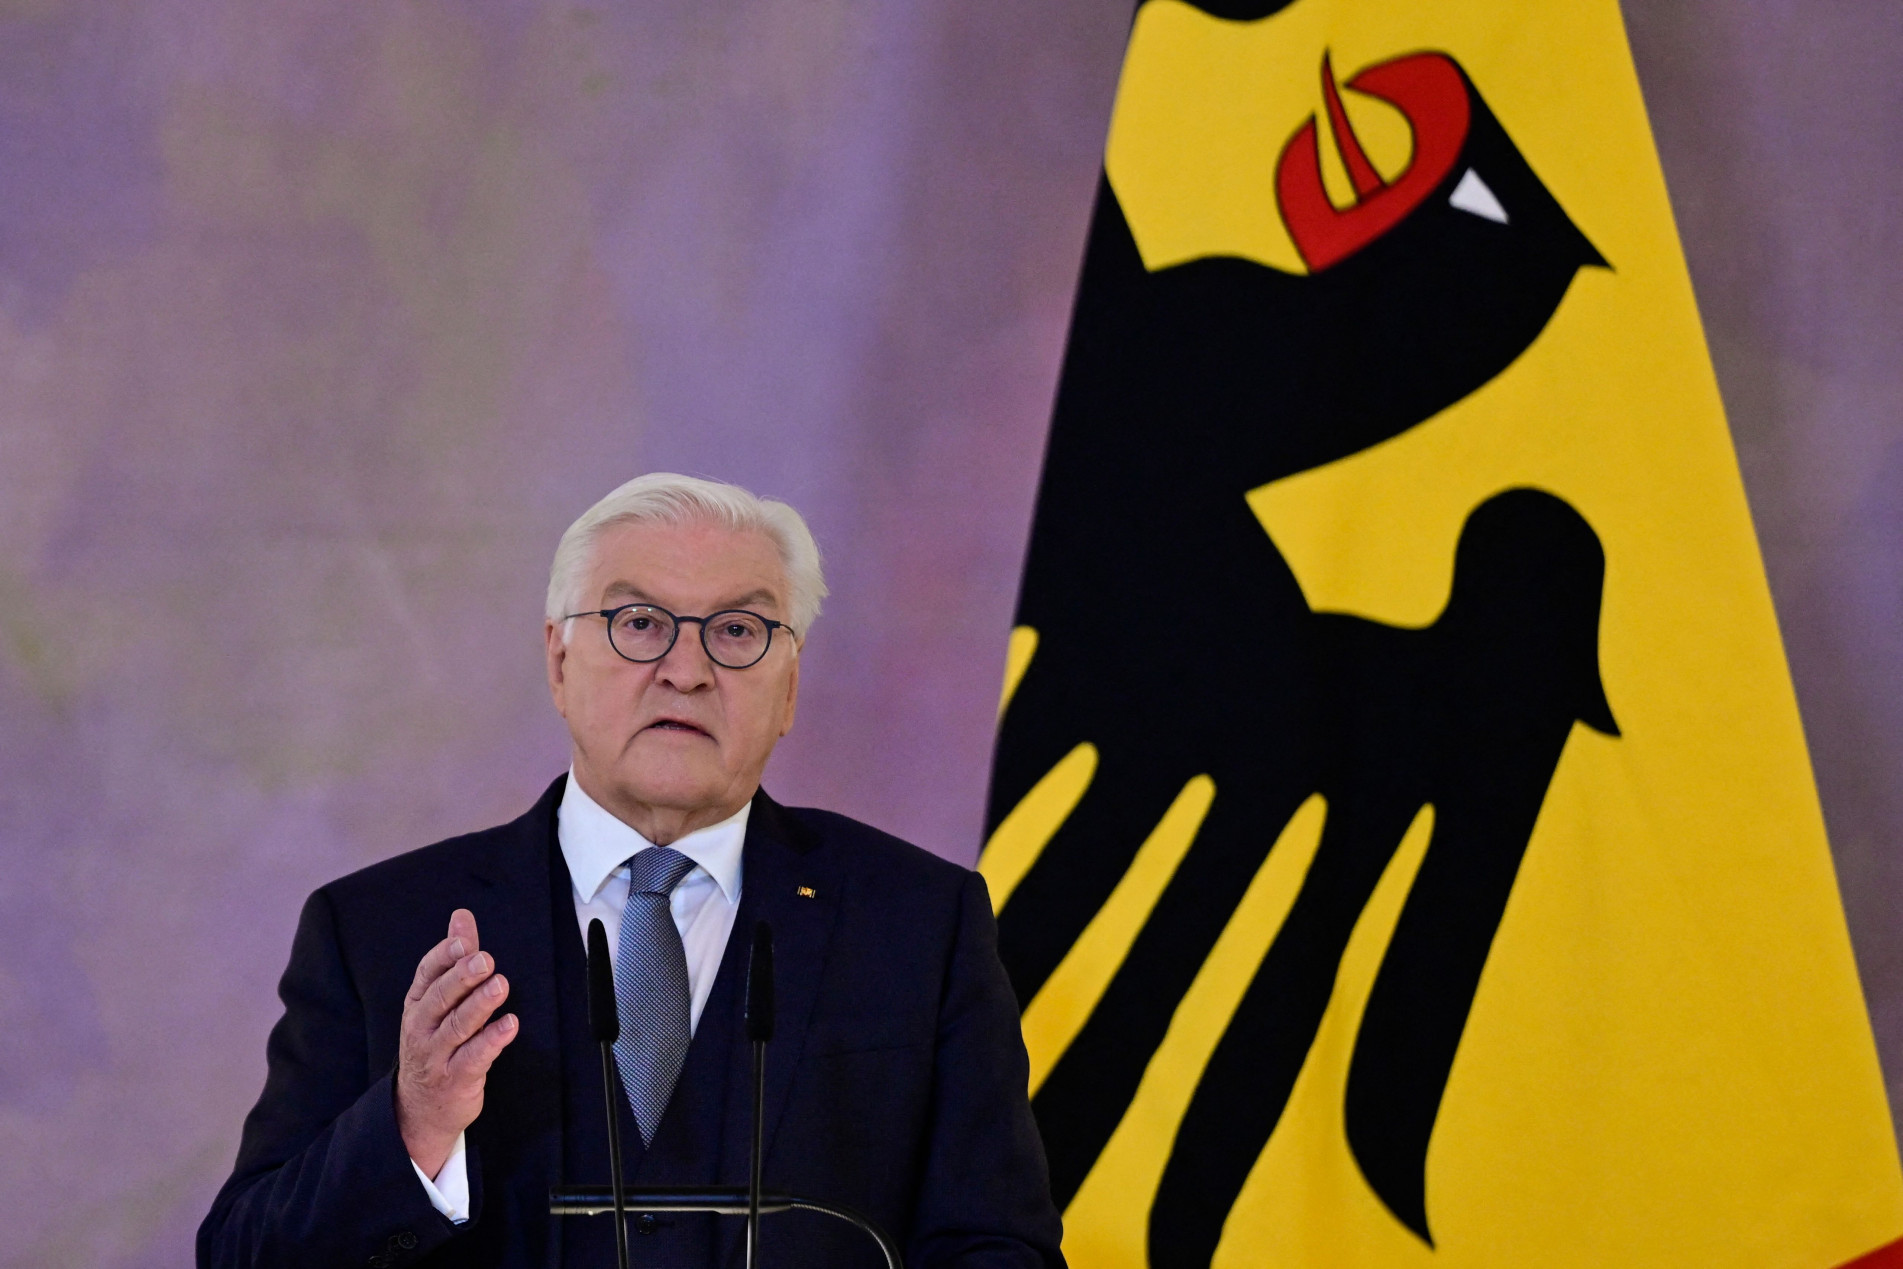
[
  {"x1": 716, "y1": 790, "x2": 843, "y2": 1268},
  {"x1": 466, "y1": 775, "x2": 568, "y2": 1269}
]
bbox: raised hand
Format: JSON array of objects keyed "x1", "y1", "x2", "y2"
[{"x1": 394, "y1": 908, "x2": 518, "y2": 1177}]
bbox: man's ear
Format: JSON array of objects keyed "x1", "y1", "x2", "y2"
[
  {"x1": 778, "y1": 649, "x2": 800, "y2": 737},
  {"x1": 544, "y1": 619, "x2": 570, "y2": 718}
]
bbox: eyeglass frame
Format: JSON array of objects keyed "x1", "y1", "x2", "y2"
[{"x1": 561, "y1": 602, "x2": 797, "y2": 670}]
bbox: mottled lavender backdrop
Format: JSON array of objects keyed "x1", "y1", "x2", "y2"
[{"x1": 0, "y1": 0, "x2": 1896, "y2": 1263}]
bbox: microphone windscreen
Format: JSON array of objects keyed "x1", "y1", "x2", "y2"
[
  {"x1": 586, "y1": 918, "x2": 619, "y2": 1044},
  {"x1": 746, "y1": 921, "x2": 775, "y2": 1043}
]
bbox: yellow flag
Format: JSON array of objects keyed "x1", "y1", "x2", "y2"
[{"x1": 981, "y1": 1, "x2": 1903, "y2": 1265}]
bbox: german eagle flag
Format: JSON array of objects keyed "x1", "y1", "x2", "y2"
[{"x1": 980, "y1": 1, "x2": 1903, "y2": 1265}]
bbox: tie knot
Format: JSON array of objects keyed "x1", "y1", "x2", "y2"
[{"x1": 627, "y1": 846, "x2": 697, "y2": 896}]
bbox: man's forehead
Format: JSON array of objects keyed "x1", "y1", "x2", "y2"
[{"x1": 589, "y1": 520, "x2": 787, "y2": 610}]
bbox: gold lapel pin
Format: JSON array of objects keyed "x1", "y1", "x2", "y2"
[{"x1": 795, "y1": 885, "x2": 817, "y2": 898}]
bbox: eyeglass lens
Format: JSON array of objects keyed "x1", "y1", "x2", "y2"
[{"x1": 607, "y1": 606, "x2": 773, "y2": 668}]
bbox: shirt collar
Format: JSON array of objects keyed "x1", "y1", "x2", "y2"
[{"x1": 558, "y1": 769, "x2": 749, "y2": 905}]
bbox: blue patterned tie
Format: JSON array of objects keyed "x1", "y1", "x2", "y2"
[{"x1": 614, "y1": 846, "x2": 699, "y2": 1145}]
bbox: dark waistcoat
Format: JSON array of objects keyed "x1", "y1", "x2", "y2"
[{"x1": 549, "y1": 839, "x2": 750, "y2": 1269}]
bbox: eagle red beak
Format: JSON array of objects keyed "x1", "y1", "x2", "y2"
[{"x1": 1274, "y1": 51, "x2": 1472, "y2": 271}]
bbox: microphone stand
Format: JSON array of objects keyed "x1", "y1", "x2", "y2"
[
  {"x1": 744, "y1": 922, "x2": 774, "y2": 1269},
  {"x1": 555, "y1": 920, "x2": 904, "y2": 1269},
  {"x1": 585, "y1": 919, "x2": 632, "y2": 1269},
  {"x1": 548, "y1": 1189, "x2": 903, "y2": 1269}
]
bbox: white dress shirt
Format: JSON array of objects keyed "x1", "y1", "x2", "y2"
[{"x1": 412, "y1": 772, "x2": 749, "y2": 1223}]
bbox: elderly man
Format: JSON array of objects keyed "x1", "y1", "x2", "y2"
[{"x1": 199, "y1": 475, "x2": 1065, "y2": 1269}]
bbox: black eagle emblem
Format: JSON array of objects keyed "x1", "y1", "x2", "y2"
[{"x1": 985, "y1": 35, "x2": 1616, "y2": 1264}]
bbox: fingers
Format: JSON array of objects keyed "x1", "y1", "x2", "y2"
[
  {"x1": 418, "y1": 949, "x2": 495, "y2": 1030},
  {"x1": 408, "y1": 936, "x2": 463, "y2": 1003},
  {"x1": 441, "y1": 970, "x2": 510, "y2": 1047},
  {"x1": 448, "y1": 908, "x2": 479, "y2": 953},
  {"x1": 405, "y1": 910, "x2": 481, "y2": 1003},
  {"x1": 447, "y1": 1011, "x2": 520, "y2": 1081}
]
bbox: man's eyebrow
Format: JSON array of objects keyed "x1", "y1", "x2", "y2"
[
  {"x1": 599, "y1": 582, "x2": 656, "y2": 605},
  {"x1": 596, "y1": 583, "x2": 783, "y2": 614},
  {"x1": 719, "y1": 588, "x2": 779, "y2": 613}
]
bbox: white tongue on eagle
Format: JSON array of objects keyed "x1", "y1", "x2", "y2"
[{"x1": 1450, "y1": 167, "x2": 1510, "y2": 223}]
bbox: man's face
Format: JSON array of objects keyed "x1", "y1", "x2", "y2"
[{"x1": 545, "y1": 518, "x2": 800, "y2": 838}]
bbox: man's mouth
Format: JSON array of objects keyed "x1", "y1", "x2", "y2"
[{"x1": 645, "y1": 718, "x2": 710, "y2": 737}]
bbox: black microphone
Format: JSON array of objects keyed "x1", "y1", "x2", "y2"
[
  {"x1": 746, "y1": 922, "x2": 775, "y2": 1042},
  {"x1": 587, "y1": 918, "x2": 620, "y2": 1044},
  {"x1": 744, "y1": 922, "x2": 774, "y2": 1269},
  {"x1": 586, "y1": 918, "x2": 632, "y2": 1269}
]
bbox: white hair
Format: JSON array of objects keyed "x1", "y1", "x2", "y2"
[{"x1": 546, "y1": 473, "x2": 827, "y2": 641}]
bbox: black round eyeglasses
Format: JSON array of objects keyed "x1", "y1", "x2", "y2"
[{"x1": 563, "y1": 604, "x2": 794, "y2": 670}]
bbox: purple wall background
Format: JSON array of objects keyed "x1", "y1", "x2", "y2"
[{"x1": 0, "y1": 0, "x2": 1896, "y2": 1262}]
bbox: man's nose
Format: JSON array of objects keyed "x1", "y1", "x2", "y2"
[{"x1": 653, "y1": 621, "x2": 715, "y2": 689}]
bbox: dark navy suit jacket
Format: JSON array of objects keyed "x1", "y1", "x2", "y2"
[{"x1": 198, "y1": 776, "x2": 1066, "y2": 1268}]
